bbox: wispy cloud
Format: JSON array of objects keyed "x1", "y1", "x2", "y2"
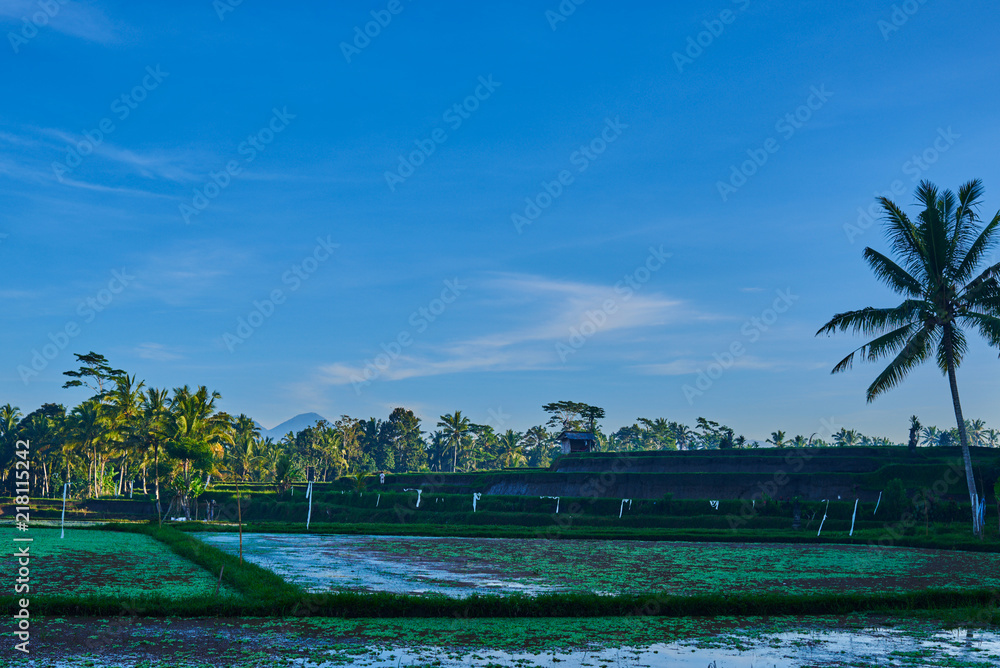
[
  {"x1": 0, "y1": 289, "x2": 38, "y2": 300},
  {"x1": 633, "y1": 356, "x2": 782, "y2": 376},
  {"x1": 37, "y1": 128, "x2": 204, "y2": 182},
  {"x1": 131, "y1": 242, "x2": 254, "y2": 306},
  {"x1": 57, "y1": 177, "x2": 173, "y2": 198},
  {"x1": 315, "y1": 272, "x2": 699, "y2": 387},
  {"x1": 0, "y1": 0, "x2": 119, "y2": 45},
  {"x1": 134, "y1": 342, "x2": 183, "y2": 361}
]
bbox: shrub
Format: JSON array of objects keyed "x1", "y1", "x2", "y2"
[{"x1": 882, "y1": 478, "x2": 908, "y2": 521}]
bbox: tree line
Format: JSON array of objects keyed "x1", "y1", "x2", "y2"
[{"x1": 7, "y1": 361, "x2": 994, "y2": 516}]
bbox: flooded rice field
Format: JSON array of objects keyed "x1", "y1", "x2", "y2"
[
  {"x1": 13, "y1": 616, "x2": 1000, "y2": 667},
  {"x1": 195, "y1": 532, "x2": 1000, "y2": 598}
]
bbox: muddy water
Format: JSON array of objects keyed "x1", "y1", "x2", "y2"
[
  {"x1": 18, "y1": 619, "x2": 1000, "y2": 667},
  {"x1": 301, "y1": 628, "x2": 1000, "y2": 667}
]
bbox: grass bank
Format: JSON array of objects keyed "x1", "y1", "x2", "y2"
[{"x1": 172, "y1": 519, "x2": 1000, "y2": 553}]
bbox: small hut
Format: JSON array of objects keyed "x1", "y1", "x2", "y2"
[{"x1": 558, "y1": 430, "x2": 596, "y2": 455}]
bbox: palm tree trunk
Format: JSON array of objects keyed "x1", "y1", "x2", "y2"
[
  {"x1": 92, "y1": 446, "x2": 99, "y2": 498},
  {"x1": 945, "y1": 331, "x2": 980, "y2": 536},
  {"x1": 154, "y1": 441, "x2": 160, "y2": 500},
  {"x1": 118, "y1": 453, "x2": 127, "y2": 496},
  {"x1": 99, "y1": 455, "x2": 107, "y2": 498},
  {"x1": 452, "y1": 441, "x2": 457, "y2": 473},
  {"x1": 236, "y1": 478, "x2": 243, "y2": 564}
]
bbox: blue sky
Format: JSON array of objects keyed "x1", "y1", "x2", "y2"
[{"x1": 2, "y1": 0, "x2": 999, "y2": 442}]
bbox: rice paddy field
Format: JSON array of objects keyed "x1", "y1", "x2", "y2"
[
  {"x1": 5, "y1": 524, "x2": 1000, "y2": 667},
  {"x1": 11, "y1": 616, "x2": 1000, "y2": 667},
  {"x1": 0, "y1": 527, "x2": 239, "y2": 598},
  {"x1": 196, "y1": 532, "x2": 1000, "y2": 598}
]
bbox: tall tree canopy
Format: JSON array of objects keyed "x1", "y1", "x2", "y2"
[{"x1": 817, "y1": 179, "x2": 1000, "y2": 535}]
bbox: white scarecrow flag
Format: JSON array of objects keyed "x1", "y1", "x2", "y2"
[
  {"x1": 541, "y1": 496, "x2": 560, "y2": 513},
  {"x1": 619, "y1": 499, "x2": 632, "y2": 518},
  {"x1": 404, "y1": 488, "x2": 422, "y2": 507},
  {"x1": 817, "y1": 499, "x2": 830, "y2": 536}
]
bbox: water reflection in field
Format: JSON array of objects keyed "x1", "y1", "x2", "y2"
[
  {"x1": 25, "y1": 617, "x2": 1000, "y2": 667},
  {"x1": 197, "y1": 532, "x2": 562, "y2": 596},
  {"x1": 289, "y1": 628, "x2": 1000, "y2": 667}
]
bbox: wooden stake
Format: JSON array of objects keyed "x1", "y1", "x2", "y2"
[{"x1": 237, "y1": 480, "x2": 243, "y2": 564}]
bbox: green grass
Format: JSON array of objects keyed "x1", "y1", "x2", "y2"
[
  {"x1": 172, "y1": 518, "x2": 1000, "y2": 553},
  {"x1": 13, "y1": 585, "x2": 1000, "y2": 619}
]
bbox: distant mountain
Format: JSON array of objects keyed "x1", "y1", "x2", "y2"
[{"x1": 259, "y1": 412, "x2": 329, "y2": 440}]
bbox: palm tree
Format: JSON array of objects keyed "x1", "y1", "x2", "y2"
[
  {"x1": 669, "y1": 422, "x2": 694, "y2": 451},
  {"x1": 789, "y1": 434, "x2": 809, "y2": 449},
  {"x1": 437, "y1": 411, "x2": 470, "y2": 473},
  {"x1": 497, "y1": 430, "x2": 526, "y2": 468},
  {"x1": 833, "y1": 428, "x2": 860, "y2": 447},
  {"x1": 66, "y1": 399, "x2": 108, "y2": 497},
  {"x1": 638, "y1": 418, "x2": 676, "y2": 450},
  {"x1": 523, "y1": 425, "x2": 551, "y2": 466},
  {"x1": 166, "y1": 386, "x2": 233, "y2": 518},
  {"x1": 134, "y1": 388, "x2": 169, "y2": 514},
  {"x1": 229, "y1": 414, "x2": 263, "y2": 482},
  {"x1": 817, "y1": 180, "x2": 1000, "y2": 535},
  {"x1": 766, "y1": 430, "x2": 787, "y2": 448},
  {"x1": 273, "y1": 450, "x2": 299, "y2": 492},
  {"x1": 106, "y1": 374, "x2": 145, "y2": 496},
  {"x1": 1, "y1": 404, "x2": 23, "y2": 492},
  {"x1": 918, "y1": 426, "x2": 936, "y2": 447},
  {"x1": 256, "y1": 437, "x2": 283, "y2": 480},
  {"x1": 908, "y1": 416, "x2": 921, "y2": 452},
  {"x1": 19, "y1": 411, "x2": 61, "y2": 497},
  {"x1": 468, "y1": 424, "x2": 497, "y2": 470},
  {"x1": 966, "y1": 419, "x2": 987, "y2": 447},
  {"x1": 427, "y1": 430, "x2": 449, "y2": 472}
]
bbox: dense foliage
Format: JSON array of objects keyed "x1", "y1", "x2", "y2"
[{"x1": 2, "y1": 353, "x2": 996, "y2": 512}]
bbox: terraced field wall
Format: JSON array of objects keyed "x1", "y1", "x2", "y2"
[{"x1": 375, "y1": 447, "x2": 1000, "y2": 502}]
